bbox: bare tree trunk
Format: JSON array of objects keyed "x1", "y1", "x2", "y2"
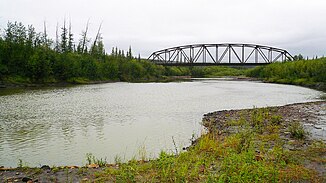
[
  {"x1": 92, "y1": 22, "x2": 102, "y2": 49},
  {"x1": 43, "y1": 21, "x2": 47, "y2": 47},
  {"x1": 55, "y1": 22, "x2": 59, "y2": 52},
  {"x1": 81, "y1": 19, "x2": 90, "y2": 54}
]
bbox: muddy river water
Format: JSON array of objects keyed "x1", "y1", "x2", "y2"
[{"x1": 0, "y1": 80, "x2": 323, "y2": 167}]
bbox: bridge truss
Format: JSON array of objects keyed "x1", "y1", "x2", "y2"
[{"x1": 148, "y1": 43, "x2": 293, "y2": 66}]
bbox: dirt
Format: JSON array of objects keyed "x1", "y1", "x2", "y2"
[
  {"x1": 203, "y1": 101, "x2": 326, "y2": 142},
  {"x1": 0, "y1": 165, "x2": 117, "y2": 183},
  {"x1": 202, "y1": 101, "x2": 326, "y2": 178}
]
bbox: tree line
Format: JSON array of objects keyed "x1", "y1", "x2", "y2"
[
  {"x1": 0, "y1": 21, "x2": 250, "y2": 84},
  {"x1": 0, "y1": 21, "x2": 189, "y2": 83},
  {"x1": 246, "y1": 58, "x2": 326, "y2": 90}
]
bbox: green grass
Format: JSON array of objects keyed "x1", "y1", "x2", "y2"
[
  {"x1": 67, "y1": 77, "x2": 90, "y2": 84},
  {"x1": 288, "y1": 121, "x2": 307, "y2": 140},
  {"x1": 85, "y1": 153, "x2": 107, "y2": 167},
  {"x1": 90, "y1": 108, "x2": 325, "y2": 182},
  {"x1": 190, "y1": 66, "x2": 247, "y2": 78}
]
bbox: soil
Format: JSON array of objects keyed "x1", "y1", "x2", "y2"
[
  {"x1": 203, "y1": 101, "x2": 326, "y2": 142},
  {"x1": 202, "y1": 101, "x2": 326, "y2": 178}
]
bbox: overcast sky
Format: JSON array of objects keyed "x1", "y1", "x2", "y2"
[{"x1": 0, "y1": 0, "x2": 325, "y2": 57}]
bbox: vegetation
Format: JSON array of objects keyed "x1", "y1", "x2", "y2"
[
  {"x1": 246, "y1": 58, "x2": 326, "y2": 91},
  {"x1": 87, "y1": 108, "x2": 325, "y2": 182},
  {"x1": 288, "y1": 121, "x2": 307, "y2": 140},
  {"x1": 0, "y1": 21, "x2": 246, "y2": 85},
  {"x1": 1, "y1": 21, "x2": 324, "y2": 182},
  {"x1": 0, "y1": 21, "x2": 168, "y2": 83}
]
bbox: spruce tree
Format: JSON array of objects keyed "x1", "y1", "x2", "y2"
[
  {"x1": 60, "y1": 19, "x2": 68, "y2": 53},
  {"x1": 67, "y1": 21, "x2": 74, "y2": 52}
]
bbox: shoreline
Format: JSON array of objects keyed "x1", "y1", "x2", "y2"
[
  {"x1": 1, "y1": 76, "x2": 325, "y2": 93},
  {"x1": 0, "y1": 76, "x2": 193, "y2": 90},
  {"x1": 202, "y1": 100, "x2": 326, "y2": 142},
  {"x1": 1, "y1": 100, "x2": 325, "y2": 182}
]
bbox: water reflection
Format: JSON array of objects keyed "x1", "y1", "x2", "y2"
[{"x1": 0, "y1": 81, "x2": 322, "y2": 167}]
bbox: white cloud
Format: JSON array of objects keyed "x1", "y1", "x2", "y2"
[{"x1": 0, "y1": 0, "x2": 325, "y2": 57}]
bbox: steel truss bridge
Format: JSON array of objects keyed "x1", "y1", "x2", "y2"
[{"x1": 148, "y1": 43, "x2": 293, "y2": 66}]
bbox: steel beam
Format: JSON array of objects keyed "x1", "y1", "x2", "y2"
[{"x1": 148, "y1": 43, "x2": 294, "y2": 66}]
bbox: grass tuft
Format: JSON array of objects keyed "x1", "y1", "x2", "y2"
[{"x1": 288, "y1": 121, "x2": 307, "y2": 139}]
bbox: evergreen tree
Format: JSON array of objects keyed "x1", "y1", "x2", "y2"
[
  {"x1": 26, "y1": 25, "x2": 36, "y2": 49},
  {"x1": 0, "y1": 20, "x2": 176, "y2": 83},
  {"x1": 68, "y1": 21, "x2": 74, "y2": 52},
  {"x1": 127, "y1": 46, "x2": 133, "y2": 60},
  {"x1": 55, "y1": 23, "x2": 60, "y2": 52},
  {"x1": 42, "y1": 21, "x2": 51, "y2": 48},
  {"x1": 60, "y1": 20, "x2": 68, "y2": 53}
]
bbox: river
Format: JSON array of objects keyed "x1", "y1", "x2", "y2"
[{"x1": 0, "y1": 80, "x2": 323, "y2": 167}]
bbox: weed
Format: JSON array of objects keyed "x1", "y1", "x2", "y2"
[
  {"x1": 270, "y1": 115, "x2": 283, "y2": 125},
  {"x1": 52, "y1": 166, "x2": 60, "y2": 173},
  {"x1": 86, "y1": 153, "x2": 93, "y2": 165},
  {"x1": 114, "y1": 155, "x2": 122, "y2": 165},
  {"x1": 172, "y1": 136, "x2": 179, "y2": 155},
  {"x1": 17, "y1": 159, "x2": 28, "y2": 170},
  {"x1": 116, "y1": 164, "x2": 137, "y2": 182},
  {"x1": 77, "y1": 167, "x2": 87, "y2": 175},
  {"x1": 85, "y1": 153, "x2": 107, "y2": 167},
  {"x1": 18, "y1": 159, "x2": 23, "y2": 168},
  {"x1": 250, "y1": 108, "x2": 265, "y2": 133},
  {"x1": 288, "y1": 121, "x2": 307, "y2": 139},
  {"x1": 137, "y1": 145, "x2": 148, "y2": 162}
]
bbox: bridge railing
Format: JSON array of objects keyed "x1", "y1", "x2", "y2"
[{"x1": 148, "y1": 43, "x2": 293, "y2": 65}]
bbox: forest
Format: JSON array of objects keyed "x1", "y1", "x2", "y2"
[
  {"x1": 0, "y1": 21, "x2": 248, "y2": 84},
  {"x1": 247, "y1": 58, "x2": 326, "y2": 91},
  {"x1": 1, "y1": 21, "x2": 325, "y2": 87},
  {"x1": 0, "y1": 21, "x2": 165, "y2": 83}
]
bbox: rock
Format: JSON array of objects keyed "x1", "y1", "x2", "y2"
[
  {"x1": 22, "y1": 177, "x2": 32, "y2": 182},
  {"x1": 67, "y1": 165, "x2": 79, "y2": 169},
  {"x1": 82, "y1": 178, "x2": 89, "y2": 181},
  {"x1": 87, "y1": 164, "x2": 99, "y2": 168},
  {"x1": 15, "y1": 172, "x2": 20, "y2": 175},
  {"x1": 40, "y1": 165, "x2": 51, "y2": 170},
  {"x1": 0, "y1": 167, "x2": 14, "y2": 171},
  {"x1": 199, "y1": 165, "x2": 205, "y2": 173},
  {"x1": 255, "y1": 154, "x2": 264, "y2": 161}
]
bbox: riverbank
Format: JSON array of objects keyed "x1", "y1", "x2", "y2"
[
  {"x1": 246, "y1": 59, "x2": 326, "y2": 92},
  {"x1": 0, "y1": 76, "x2": 195, "y2": 90},
  {"x1": 1, "y1": 100, "x2": 325, "y2": 182}
]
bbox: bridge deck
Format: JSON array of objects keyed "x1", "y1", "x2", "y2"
[
  {"x1": 148, "y1": 43, "x2": 293, "y2": 66},
  {"x1": 154, "y1": 62, "x2": 270, "y2": 67}
]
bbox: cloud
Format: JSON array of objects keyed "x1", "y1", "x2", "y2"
[{"x1": 0, "y1": 0, "x2": 325, "y2": 57}]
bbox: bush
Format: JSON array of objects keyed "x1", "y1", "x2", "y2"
[
  {"x1": 288, "y1": 121, "x2": 306, "y2": 139},
  {"x1": 246, "y1": 59, "x2": 326, "y2": 89}
]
